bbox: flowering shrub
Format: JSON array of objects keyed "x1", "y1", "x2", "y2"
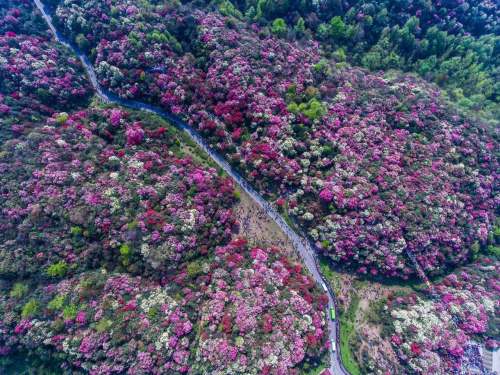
[
  {"x1": 289, "y1": 73, "x2": 498, "y2": 278},
  {"x1": 0, "y1": 32, "x2": 91, "y2": 141},
  {"x1": 1, "y1": 2, "x2": 496, "y2": 374},
  {"x1": 0, "y1": 0, "x2": 47, "y2": 36},
  {"x1": 192, "y1": 238, "x2": 328, "y2": 374},
  {"x1": 1, "y1": 271, "x2": 195, "y2": 374},
  {"x1": 53, "y1": 1, "x2": 498, "y2": 279},
  {"x1": 384, "y1": 257, "x2": 499, "y2": 374},
  {"x1": 0, "y1": 107, "x2": 237, "y2": 279},
  {"x1": 0, "y1": 9, "x2": 331, "y2": 370},
  {"x1": 1, "y1": 240, "x2": 329, "y2": 373},
  {"x1": 210, "y1": 0, "x2": 500, "y2": 120}
]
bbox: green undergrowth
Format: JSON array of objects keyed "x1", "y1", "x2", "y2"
[
  {"x1": 339, "y1": 294, "x2": 361, "y2": 375},
  {"x1": 0, "y1": 352, "x2": 65, "y2": 375}
]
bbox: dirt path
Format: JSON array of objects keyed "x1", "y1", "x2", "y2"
[{"x1": 233, "y1": 188, "x2": 294, "y2": 254}]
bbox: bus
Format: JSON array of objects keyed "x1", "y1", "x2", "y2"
[
  {"x1": 331, "y1": 339, "x2": 336, "y2": 352},
  {"x1": 330, "y1": 307, "x2": 336, "y2": 321}
]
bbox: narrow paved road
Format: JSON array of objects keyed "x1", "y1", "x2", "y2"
[{"x1": 34, "y1": 1, "x2": 349, "y2": 373}]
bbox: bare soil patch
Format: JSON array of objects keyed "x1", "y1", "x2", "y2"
[{"x1": 233, "y1": 188, "x2": 295, "y2": 255}]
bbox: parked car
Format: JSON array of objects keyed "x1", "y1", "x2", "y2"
[{"x1": 331, "y1": 339, "x2": 336, "y2": 352}]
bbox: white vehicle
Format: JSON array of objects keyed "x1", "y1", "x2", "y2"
[
  {"x1": 331, "y1": 339, "x2": 336, "y2": 352},
  {"x1": 322, "y1": 283, "x2": 328, "y2": 291}
]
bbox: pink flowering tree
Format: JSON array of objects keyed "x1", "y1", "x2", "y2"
[
  {"x1": 53, "y1": 0, "x2": 498, "y2": 279},
  {"x1": 0, "y1": 32, "x2": 91, "y2": 141},
  {"x1": 1, "y1": 271, "x2": 195, "y2": 373},
  {"x1": 1, "y1": 240, "x2": 330, "y2": 373},
  {"x1": 0, "y1": 107, "x2": 237, "y2": 279},
  {"x1": 382, "y1": 257, "x2": 499, "y2": 374},
  {"x1": 192, "y1": 238, "x2": 329, "y2": 374}
]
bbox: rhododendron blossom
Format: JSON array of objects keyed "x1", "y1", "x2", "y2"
[{"x1": 52, "y1": 0, "x2": 498, "y2": 278}]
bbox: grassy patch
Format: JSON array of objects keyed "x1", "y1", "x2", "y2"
[
  {"x1": 319, "y1": 257, "x2": 342, "y2": 298},
  {"x1": 175, "y1": 129, "x2": 221, "y2": 170},
  {"x1": 282, "y1": 199, "x2": 296, "y2": 229},
  {"x1": 339, "y1": 294, "x2": 361, "y2": 375}
]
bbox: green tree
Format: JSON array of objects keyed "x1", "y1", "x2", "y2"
[
  {"x1": 218, "y1": 0, "x2": 243, "y2": 18},
  {"x1": 396, "y1": 17, "x2": 419, "y2": 53},
  {"x1": 422, "y1": 26, "x2": 450, "y2": 57},
  {"x1": 317, "y1": 23, "x2": 330, "y2": 41},
  {"x1": 35, "y1": 88, "x2": 51, "y2": 104},
  {"x1": 329, "y1": 16, "x2": 347, "y2": 40},
  {"x1": 10, "y1": 283, "x2": 28, "y2": 299},
  {"x1": 299, "y1": 98, "x2": 326, "y2": 121},
  {"x1": 22, "y1": 299, "x2": 39, "y2": 318},
  {"x1": 55, "y1": 112, "x2": 69, "y2": 124},
  {"x1": 75, "y1": 33, "x2": 90, "y2": 51},
  {"x1": 361, "y1": 50, "x2": 382, "y2": 70},
  {"x1": 63, "y1": 304, "x2": 78, "y2": 320},
  {"x1": 48, "y1": 295, "x2": 66, "y2": 311},
  {"x1": 119, "y1": 243, "x2": 132, "y2": 266},
  {"x1": 312, "y1": 59, "x2": 329, "y2": 75},
  {"x1": 271, "y1": 18, "x2": 287, "y2": 37},
  {"x1": 333, "y1": 48, "x2": 347, "y2": 62},
  {"x1": 46, "y1": 261, "x2": 68, "y2": 278},
  {"x1": 294, "y1": 17, "x2": 306, "y2": 37},
  {"x1": 245, "y1": 6, "x2": 256, "y2": 19},
  {"x1": 254, "y1": 0, "x2": 265, "y2": 20},
  {"x1": 187, "y1": 260, "x2": 203, "y2": 278}
]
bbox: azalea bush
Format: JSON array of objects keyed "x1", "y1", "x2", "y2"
[
  {"x1": 1, "y1": 271, "x2": 196, "y2": 374},
  {"x1": 382, "y1": 257, "x2": 499, "y2": 374},
  {"x1": 0, "y1": 107, "x2": 237, "y2": 279},
  {"x1": 0, "y1": 0, "x2": 47, "y2": 36},
  {"x1": 0, "y1": 32, "x2": 91, "y2": 141},
  {"x1": 52, "y1": 0, "x2": 498, "y2": 279},
  {"x1": 0, "y1": 240, "x2": 329, "y2": 374},
  {"x1": 0, "y1": 1, "x2": 497, "y2": 373},
  {"x1": 192, "y1": 238, "x2": 329, "y2": 374},
  {"x1": 196, "y1": 0, "x2": 500, "y2": 120},
  {"x1": 0, "y1": 8, "x2": 331, "y2": 370},
  {"x1": 288, "y1": 71, "x2": 498, "y2": 278}
]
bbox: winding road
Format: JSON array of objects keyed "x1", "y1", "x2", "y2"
[{"x1": 33, "y1": 1, "x2": 349, "y2": 373}]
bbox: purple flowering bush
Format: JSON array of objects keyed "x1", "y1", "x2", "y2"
[
  {"x1": 52, "y1": 1, "x2": 498, "y2": 279},
  {"x1": 192, "y1": 238, "x2": 328, "y2": 374},
  {"x1": 1, "y1": 271, "x2": 195, "y2": 374},
  {"x1": 0, "y1": 0, "x2": 47, "y2": 36},
  {"x1": 0, "y1": 32, "x2": 91, "y2": 141},
  {"x1": 1, "y1": 1, "x2": 497, "y2": 373},
  {"x1": 0, "y1": 107, "x2": 237, "y2": 279},
  {"x1": 0, "y1": 240, "x2": 329, "y2": 373},
  {"x1": 287, "y1": 72, "x2": 498, "y2": 278},
  {"x1": 0, "y1": 10, "x2": 331, "y2": 370},
  {"x1": 383, "y1": 257, "x2": 499, "y2": 374}
]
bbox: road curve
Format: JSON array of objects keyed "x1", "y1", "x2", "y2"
[{"x1": 33, "y1": 1, "x2": 349, "y2": 373}]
